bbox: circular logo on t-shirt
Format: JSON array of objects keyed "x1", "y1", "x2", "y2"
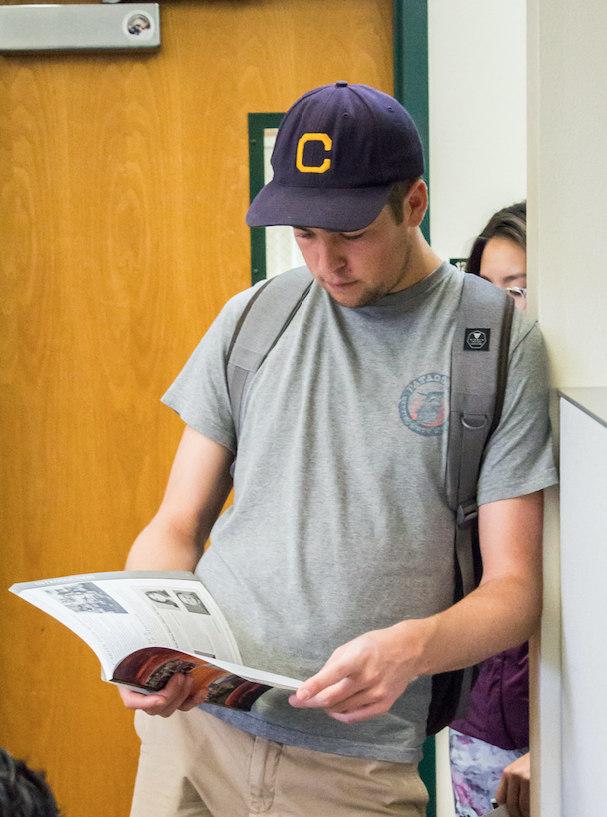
[{"x1": 399, "y1": 373, "x2": 449, "y2": 436}]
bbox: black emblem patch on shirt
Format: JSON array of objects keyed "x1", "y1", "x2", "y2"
[{"x1": 464, "y1": 328, "x2": 490, "y2": 351}]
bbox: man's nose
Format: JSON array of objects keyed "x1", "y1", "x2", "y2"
[{"x1": 316, "y1": 239, "x2": 346, "y2": 275}]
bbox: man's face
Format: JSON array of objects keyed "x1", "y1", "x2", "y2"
[{"x1": 293, "y1": 204, "x2": 414, "y2": 309}]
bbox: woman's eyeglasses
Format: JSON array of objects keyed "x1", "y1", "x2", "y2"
[{"x1": 505, "y1": 287, "x2": 527, "y2": 301}]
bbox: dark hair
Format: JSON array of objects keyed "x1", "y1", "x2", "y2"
[
  {"x1": 466, "y1": 200, "x2": 526, "y2": 275},
  {"x1": 0, "y1": 749, "x2": 61, "y2": 817},
  {"x1": 386, "y1": 179, "x2": 420, "y2": 224}
]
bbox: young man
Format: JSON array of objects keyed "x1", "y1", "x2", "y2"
[{"x1": 122, "y1": 82, "x2": 557, "y2": 817}]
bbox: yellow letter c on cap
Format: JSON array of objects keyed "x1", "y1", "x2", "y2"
[{"x1": 296, "y1": 133, "x2": 333, "y2": 173}]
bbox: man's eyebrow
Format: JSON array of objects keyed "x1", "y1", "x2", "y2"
[{"x1": 502, "y1": 273, "x2": 526, "y2": 284}]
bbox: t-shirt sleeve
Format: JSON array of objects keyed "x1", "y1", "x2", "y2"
[
  {"x1": 476, "y1": 316, "x2": 559, "y2": 506},
  {"x1": 160, "y1": 285, "x2": 262, "y2": 454}
]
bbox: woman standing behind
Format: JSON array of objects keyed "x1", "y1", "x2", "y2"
[
  {"x1": 449, "y1": 201, "x2": 531, "y2": 817},
  {"x1": 465, "y1": 200, "x2": 527, "y2": 310}
]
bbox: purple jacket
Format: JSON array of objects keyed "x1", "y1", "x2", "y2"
[{"x1": 451, "y1": 642, "x2": 529, "y2": 750}]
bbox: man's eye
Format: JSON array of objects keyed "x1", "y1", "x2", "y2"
[
  {"x1": 342, "y1": 232, "x2": 364, "y2": 241},
  {"x1": 295, "y1": 232, "x2": 312, "y2": 240}
]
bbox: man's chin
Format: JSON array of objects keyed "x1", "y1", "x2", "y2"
[{"x1": 324, "y1": 284, "x2": 384, "y2": 309}]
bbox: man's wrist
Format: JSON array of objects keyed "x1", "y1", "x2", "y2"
[{"x1": 389, "y1": 616, "x2": 438, "y2": 678}]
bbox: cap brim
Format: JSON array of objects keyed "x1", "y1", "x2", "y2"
[{"x1": 246, "y1": 180, "x2": 392, "y2": 232}]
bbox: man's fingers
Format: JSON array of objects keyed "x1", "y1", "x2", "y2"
[
  {"x1": 293, "y1": 658, "x2": 353, "y2": 703},
  {"x1": 118, "y1": 672, "x2": 194, "y2": 715},
  {"x1": 327, "y1": 701, "x2": 386, "y2": 724},
  {"x1": 290, "y1": 675, "x2": 359, "y2": 708},
  {"x1": 178, "y1": 683, "x2": 210, "y2": 711},
  {"x1": 155, "y1": 673, "x2": 195, "y2": 716},
  {"x1": 324, "y1": 687, "x2": 384, "y2": 715},
  {"x1": 119, "y1": 687, "x2": 166, "y2": 711}
]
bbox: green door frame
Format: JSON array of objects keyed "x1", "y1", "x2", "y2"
[
  {"x1": 393, "y1": 5, "x2": 435, "y2": 809},
  {"x1": 393, "y1": 8, "x2": 435, "y2": 811},
  {"x1": 393, "y1": 0, "x2": 430, "y2": 242},
  {"x1": 248, "y1": 112, "x2": 284, "y2": 285}
]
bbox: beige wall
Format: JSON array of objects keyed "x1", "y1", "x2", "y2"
[
  {"x1": 528, "y1": 2, "x2": 607, "y2": 815},
  {"x1": 428, "y1": 0, "x2": 527, "y2": 262},
  {"x1": 528, "y1": 1, "x2": 607, "y2": 386}
]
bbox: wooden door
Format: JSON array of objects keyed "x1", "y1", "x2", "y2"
[{"x1": 0, "y1": 1, "x2": 392, "y2": 814}]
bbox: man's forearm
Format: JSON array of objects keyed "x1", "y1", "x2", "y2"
[
  {"x1": 290, "y1": 573, "x2": 541, "y2": 724},
  {"x1": 124, "y1": 427, "x2": 234, "y2": 573},
  {"x1": 398, "y1": 574, "x2": 541, "y2": 678},
  {"x1": 409, "y1": 491, "x2": 544, "y2": 676},
  {"x1": 125, "y1": 514, "x2": 205, "y2": 572},
  {"x1": 291, "y1": 493, "x2": 543, "y2": 723}
]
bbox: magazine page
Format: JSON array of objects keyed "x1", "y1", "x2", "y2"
[
  {"x1": 111, "y1": 648, "x2": 301, "y2": 710},
  {"x1": 10, "y1": 571, "x2": 241, "y2": 680},
  {"x1": 206, "y1": 658, "x2": 302, "y2": 691}
]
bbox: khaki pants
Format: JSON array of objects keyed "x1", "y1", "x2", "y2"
[{"x1": 130, "y1": 708, "x2": 428, "y2": 817}]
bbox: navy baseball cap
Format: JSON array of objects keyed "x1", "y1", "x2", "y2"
[{"x1": 246, "y1": 81, "x2": 424, "y2": 232}]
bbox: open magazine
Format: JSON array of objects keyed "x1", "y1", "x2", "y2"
[{"x1": 10, "y1": 571, "x2": 301, "y2": 710}]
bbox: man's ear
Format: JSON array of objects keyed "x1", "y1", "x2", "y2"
[{"x1": 405, "y1": 179, "x2": 428, "y2": 227}]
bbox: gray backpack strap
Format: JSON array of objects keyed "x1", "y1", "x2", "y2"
[
  {"x1": 226, "y1": 266, "x2": 313, "y2": 439},
  {"x1": 445, "y1": 274, "x2": 514, "y2": 720},
  {"x1": 447, "y1": 275, "x2": 514, "y2": 586}
]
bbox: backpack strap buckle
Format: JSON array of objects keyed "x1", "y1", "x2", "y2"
[{"x1": 456, "y1": 499, "x2": 478, "y2": 528}]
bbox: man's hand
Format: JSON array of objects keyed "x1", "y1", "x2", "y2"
[
  {"x1": 495, "y1": 752, "x2": 530, "y2": 817},
  {"x1": 118, "y1": 672, "x2": 208, "y2": 718},
  {"x1": 288, "y1": 621, "x2": 427, "y2": 723}
]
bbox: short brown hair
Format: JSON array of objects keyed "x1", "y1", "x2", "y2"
[{"x1": 386, "y1": 179, "x2": 418, "y2": 224}]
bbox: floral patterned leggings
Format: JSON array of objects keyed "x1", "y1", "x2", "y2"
[{"x1": 449, "y1": 728, "x2": 527, "y2": 817}]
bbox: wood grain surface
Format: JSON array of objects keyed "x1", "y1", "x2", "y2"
[{"x1": 0, "y1": 1, "x2": 392, "y2": 814}]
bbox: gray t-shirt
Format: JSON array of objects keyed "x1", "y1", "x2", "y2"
[{"x1": 162, "y1": 262, "x2": 558, "y2": 763}]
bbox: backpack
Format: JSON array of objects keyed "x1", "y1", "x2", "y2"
[{"x1": 225, "y1": 265, "x2": 515, "y2": 736}]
